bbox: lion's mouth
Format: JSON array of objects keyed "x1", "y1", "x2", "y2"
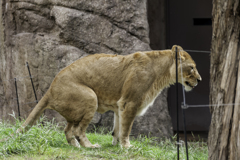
[{"x1": 185, "y1": 81, "x2": 194, "y2": 88}]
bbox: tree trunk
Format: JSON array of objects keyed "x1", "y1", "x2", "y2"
[{"x1": 208, "y1": 0, "x2": 240, "y2": 159}]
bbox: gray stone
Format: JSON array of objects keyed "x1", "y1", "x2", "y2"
[{"x1": 0, "y1": 0, "x2": 172, "y2": 139}]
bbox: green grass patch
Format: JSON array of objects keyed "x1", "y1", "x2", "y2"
[{"x1": 0, "y1": 115, "x2": 208, "y2": 159}]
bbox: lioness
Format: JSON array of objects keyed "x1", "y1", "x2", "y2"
[{"x1": 14, "y1": 45, "x2": 201, "y2": 148}]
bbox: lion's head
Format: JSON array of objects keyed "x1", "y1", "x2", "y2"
[{"x1": 171, "y1": 45, "x2": 202, "y2": 92}]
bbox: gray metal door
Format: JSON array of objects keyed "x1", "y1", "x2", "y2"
[{"x1": 167, "y1": 0, "x2": 212, "y2": 131}]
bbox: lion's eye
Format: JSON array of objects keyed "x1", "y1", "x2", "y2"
[{"x1": 190, "y1": 66, "x2": 194, "y2": 73}]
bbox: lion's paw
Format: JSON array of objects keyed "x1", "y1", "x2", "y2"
[
  {"x1": 72, "y1": 139, "x2": 81, "y2": 148},
  {"x1": 112, "y1": 137, "x2": 119, "y2": 146},
  {"x1": 121, "y1": 144, "x2": 134, "y2": 149},
  {"x1": 90, "y1": 144, "x2": 101, "y2": 148}
]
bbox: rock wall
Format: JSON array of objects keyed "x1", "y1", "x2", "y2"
[{"x1": 0, "y1": 0, "x2": 172, "y2": 139}]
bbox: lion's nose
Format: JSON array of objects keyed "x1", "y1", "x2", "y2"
[{"x1": 197, "y1": 79, "x2": 202, "y2": 83}]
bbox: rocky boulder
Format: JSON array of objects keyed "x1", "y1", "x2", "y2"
[{"x1": 0, "y1": 0, "x2": 172, "y2": 139}]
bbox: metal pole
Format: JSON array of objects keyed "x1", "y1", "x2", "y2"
[
  {"x1": 26, "y1": 62, "x2": 38, "y2": 104},
  {"x1": 175, "y1": 47, "x2": 179, "y2": 160},
  {"x1": 182, "y1": 106, "x2": 189, "y2": 160},
  {"x1": 179, "y1": 49, "x2": 189, "y2": 159},
  {"x1": 26, "y1": 62, "x2": 45, "y2": 125},
  {"x1": 14, "y1": 78, "x2": 20, "y2": 120}
]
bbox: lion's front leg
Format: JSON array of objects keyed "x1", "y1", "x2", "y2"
[
  {"x1": 112, "y1": 112, "x2": 119, "y2": 145},
  {"x1": 118, "y1": 101, "x2": 138, "y2": 148}
]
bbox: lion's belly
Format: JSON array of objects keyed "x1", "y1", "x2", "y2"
[
  {"x1": 97, "y1": 98, "x2": 118, "y2": 113},
  {"x1": 96, "y1": 88, "x2": 163, "y2": 116},
  {"x1": 97, "y1": 103, "x2": 118, "y2": 113}
]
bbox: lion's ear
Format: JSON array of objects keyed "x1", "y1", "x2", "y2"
[
  {"x1": 171, "y1": 45, "x2": 183, "y2": 52},
  {"x1": 171, "y1": 45, "x2": 185, "y2": 61}
]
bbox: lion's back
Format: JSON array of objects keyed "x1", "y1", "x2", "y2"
[{"x1": 57, "y1": 54, "x2": 131, "y2": 100}]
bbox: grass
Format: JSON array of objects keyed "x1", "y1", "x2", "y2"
[{"x1": 0, "y1": 114, "x2": 208, "y2": 160}]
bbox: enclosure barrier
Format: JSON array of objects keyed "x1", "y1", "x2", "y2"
[
  {"x1": 26, "y1": 62, "x2": 38, "y2": 104},
  {"x1": 177, "y1": 48, "x2": 240, "y2": 160},
  {"x1": 14, "y1": 78, "x2": 20, "y2": 119},
  {"x1": 0, "y1": 62, "x2": 39, "y2": 119}
]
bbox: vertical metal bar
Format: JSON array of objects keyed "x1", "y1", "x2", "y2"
[
  {"x1": 26, "y1": 62, "x2": 38, "y2": 104},
  {"x1": 14, "y1": 78, "x2": 20, "y2": 119},
  {"x1": 175, "y1": 47, "x2": 179, "y2": 160},
  {"x1": 26, "y1": 62, "x2": 44, "y2": 125},
  {"x1": 179, "y1": 50, "x2": 189, "y2": 159},
  {"x1": 182, "y1": 107, "x2": 189, "y2": 160}
]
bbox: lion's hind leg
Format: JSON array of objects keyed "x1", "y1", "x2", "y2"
[
  {"x1": 72, "y1": 111, "x2": 101, "y2": 148},
  {"x1": 56, "y1": 84, "x2": 100, "y2": 148},
  {"x1": 64, "y1": 122, "x2": 80, "y2": 148},
  {"x1": 70, "y1": 89, "x2": 100, "y2": 148}
]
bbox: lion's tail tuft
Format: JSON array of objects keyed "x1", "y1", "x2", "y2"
[{"x1": 16, "y1": 94, "x2": 49, "y2": 134}]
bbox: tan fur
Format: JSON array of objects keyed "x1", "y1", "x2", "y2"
[{"x1": 12, "y1": 45, "x2": 201, "y2": 148}]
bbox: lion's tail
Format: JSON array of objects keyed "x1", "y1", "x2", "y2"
[
  {"x1": 0, "y1": 91, "x2": 51, "y2": 143},
  {"x1": 16, "y1": 93, "x2": 49, "y2": 134},
  {"x1": 0, "y1": 93, "x2": 49, "y2": 142}
]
